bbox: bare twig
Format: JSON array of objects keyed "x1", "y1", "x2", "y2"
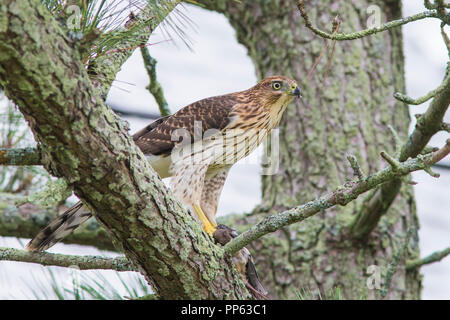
[
  {"x1": 224, "y1": 141, "x2": 450, "y2": 256},
  {"x1": 321, "y1": 16, "x2": 340, "y2": 85},
  {"x1": 380, "y1": 151, "x2": 401, "y2": 171},
  {"x1": 353, "y1": 67, "x2": 450, "y2": 240},
  {"x1": 297, "y1": 0, "x2": 439, "y2": 41},
  {"x1": 440, "y1": 22, "x2": 450, "y2": 58},
  {"x1": 307, "y1": 16, "x2": 340, "y2": 81},
  {"x1": 406, "y1": 246, "x2": 450, "y2": 270},
  {"x1": 0, "y1": 247, "x2": 135, "y2": 271},
  {"x1": 347, "y1": 155, "x2": 364, "y2": 180}
]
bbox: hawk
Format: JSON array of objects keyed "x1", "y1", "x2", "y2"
[{"x1": 26, "y1": 75, "x2": 300, "y2": 252}]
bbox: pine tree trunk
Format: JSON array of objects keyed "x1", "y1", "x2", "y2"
[{"x1": 203, "y1": 0, "x2": 421, "y2": 299}]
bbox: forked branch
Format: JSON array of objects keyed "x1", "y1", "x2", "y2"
[{"x1": 224, "y1": 141, "x2": 450, "y2": 256}]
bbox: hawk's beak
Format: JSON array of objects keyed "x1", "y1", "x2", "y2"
[{"x1": 289, "y1": 85, "x2": 301, "y2": 98}]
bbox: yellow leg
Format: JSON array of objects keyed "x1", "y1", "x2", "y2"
[{"x1": 193, "y1": 204, "x2": 216, "y2": 236}]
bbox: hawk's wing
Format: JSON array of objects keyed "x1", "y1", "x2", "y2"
[{"x1": 133, "y1": 94, "x2": 239, "y2": 156}]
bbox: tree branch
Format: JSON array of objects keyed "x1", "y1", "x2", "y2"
[
  {"x1": 0, "y1": 247, "x2": 135, "y2": 271},
  {"x1": 406, "y1": 246, "x2": 450, "y2": 270},
  {"x1": 224, "y1": 141, "x2": 450, "y2": 256},
  {"x1": 297, "y1": 0, "x2": 439, "y2": 41},
  {"x1": 140, "y1": 47, "x2": 171, "y2": 116},
  {"x1": 352, "y1": 68, "x2": 450, "y2": 240},
  {"x1": 394, "y1": 73, "x2": 450, "y2": 105}
]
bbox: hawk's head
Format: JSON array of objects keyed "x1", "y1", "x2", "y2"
[{"x1": 252, "y1": 75, "x2": 301, "y2": 108}]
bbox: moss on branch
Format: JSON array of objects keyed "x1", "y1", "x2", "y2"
[
  {"x1": 406, "y1": 246, "x2": 450, "y2": 270},
  {"x1": 0, "y1": 247, "x2": 135, "y2": 271},
  {"x1": 224, "y1": 141, "x2": 450, "y2": 256},
  {"x1": 0, "y1": 0, "x2": 249, "y2": 299}
]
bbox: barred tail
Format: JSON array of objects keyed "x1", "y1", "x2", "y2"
[{"x1": 26, "y1": 201, "x2": 92, "y2": 252}]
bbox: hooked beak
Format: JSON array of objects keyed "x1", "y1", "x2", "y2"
[{"x1": 289, "y1": 85, "x2": 301, "y2": 98}]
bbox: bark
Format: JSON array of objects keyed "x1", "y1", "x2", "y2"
[
  {"x1": 0, "y1": 0, "x2": 249, "y2": 299},
  {"x1": 201, "y1": 0, "x2": 421, "y2": 299}
]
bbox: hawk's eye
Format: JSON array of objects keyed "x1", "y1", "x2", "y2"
[{"x1": 272, "y1": 82, "x2": 282, "y2": 90}]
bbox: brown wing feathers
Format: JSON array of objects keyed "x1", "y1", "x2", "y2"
[
  {"x1": 26, "y1": 94, "x2": 238, "y2": 252},
  {"x1": 133, "y1": 94, "x2": 237, "y2": 156}
]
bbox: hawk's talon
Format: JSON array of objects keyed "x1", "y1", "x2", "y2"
[
  {"x1": 193, "y1": 204, "x2": 216, "y2": 237},
  {"x1": 203, "y1": 223, "x2": 217, "y2": 236}
]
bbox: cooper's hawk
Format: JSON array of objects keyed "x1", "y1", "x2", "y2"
[{"x1": 26, "y1": 75, "x2": 300, "y2": 251}]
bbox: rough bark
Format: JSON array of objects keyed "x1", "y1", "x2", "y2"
[
  {"x1": 0, "y1": 0, "x2": 249, "y2": 299},
  {"x1": 201, "y1": 0, "x2": 421, "y2": 299}
]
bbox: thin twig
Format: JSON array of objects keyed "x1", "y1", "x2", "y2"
[
  {"x1": 322, "y1": 16, "x2": 340, "y2": 85},
  {"x1": 406, "y1": 246, "x2": 450, "y2": 270},
  {"x1": 380, "y1": 151, "x2": 401, "y2": 171},
  {"x1": 346, "y1": 155, "x2": 364, "y2": 180},
  {"x1": 307, "y1": 16, "x2": 340, "y2": 81},
  {"x1": 0, "y1": 247, "x2": 136, "y2": 272},
  {"x1": 440, "y1": 22, "x2": 450, "y2": 59},
  {"x1": 297, "y1": 0, "x2": 439, "y2": 41}
]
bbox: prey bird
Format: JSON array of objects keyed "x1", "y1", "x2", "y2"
[
  {"x1": 213, "y1": 224, "x2": 268, "y2": 299},
  {"x1": 26, "y1": 75, "x2": 301, "y2": 252}
]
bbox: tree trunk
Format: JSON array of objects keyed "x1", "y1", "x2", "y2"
[
  {"x1": 0, "y1": 0, "x2": 250, "y2": 300},
  {"x1": 203, "y1": 0, "x2": 421, "y2": 299}
]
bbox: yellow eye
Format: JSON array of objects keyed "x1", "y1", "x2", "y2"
[{"x1": 272, "y1": 82, "x2": 282, "y2": 90}]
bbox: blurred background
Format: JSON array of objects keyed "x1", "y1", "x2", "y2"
[{"x1": 0, "y1": 0, "x2": 449, "y2": 299}]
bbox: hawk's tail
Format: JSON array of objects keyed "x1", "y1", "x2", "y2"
[{"x1": 26, "y1": 201, "x2": 92, "y2": 252}]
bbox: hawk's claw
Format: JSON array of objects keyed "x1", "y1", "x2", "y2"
[
  {"x1": 193, "y1": 204, "x2": 216, "y2": 236},
  {"x1": 203, "y1": 223, "x2": 216, "y2": 236}
]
